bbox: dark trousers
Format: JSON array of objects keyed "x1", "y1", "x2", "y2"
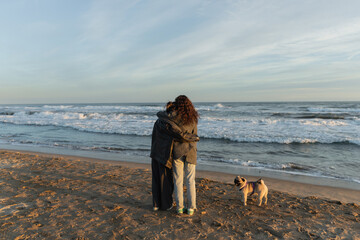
[{"x1": 152, "y1": 159, "x2": 174, "y2": 210}]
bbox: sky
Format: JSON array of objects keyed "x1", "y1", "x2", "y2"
[{"x1": 1, "y1": 0, "x2": 360, "y2": 104}]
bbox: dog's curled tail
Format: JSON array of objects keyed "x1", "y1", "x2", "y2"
[{"x1": 257, "y1": 178, "x2": 265, "y2": 185}]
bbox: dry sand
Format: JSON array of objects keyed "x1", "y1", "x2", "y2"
[{"x1": 0, "y1": 150, "x2": 359, "y2": 239}]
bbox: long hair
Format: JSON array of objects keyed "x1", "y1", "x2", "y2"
[{"x1": 174, "y1": 95, "x2": 199, "y2": 125}]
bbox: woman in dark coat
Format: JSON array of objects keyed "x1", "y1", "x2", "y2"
[{"x1": 150, "y1": 101, "x2": 199, "y2": 211}]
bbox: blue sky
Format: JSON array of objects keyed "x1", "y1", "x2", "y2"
[{"x1": 1, "y1": 0, "x2": 360, "y2": 104}]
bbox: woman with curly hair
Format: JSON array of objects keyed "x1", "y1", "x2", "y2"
[
  {"x1": 172, "y1": 95, "x2": 199, "y2": 215},
  {"x1": 150, "y1": 97, "x2": 199, "y2": 212}
]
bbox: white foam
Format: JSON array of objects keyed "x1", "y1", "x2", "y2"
[
  {"x1": 214, "y1": 103, "x2": 225, "y2": 108},
  {"x1": 1, "y1": 103, "x2": 359, "y2": 145}
]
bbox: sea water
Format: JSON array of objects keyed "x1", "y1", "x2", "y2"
[{"x1": 0, "y1": 102, "x2": 359, "y2": 188}]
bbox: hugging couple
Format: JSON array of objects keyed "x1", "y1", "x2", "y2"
[{"x1": 150, "y1": 95, "x2": 200, "y2": 216}]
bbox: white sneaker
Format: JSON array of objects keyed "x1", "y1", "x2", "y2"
[
  {"x1": 153, "y1": 207, "x2": 159, "y2": 211},
  {"x1": 187, "y1": 208, "x2": 194, "y2": 216}
]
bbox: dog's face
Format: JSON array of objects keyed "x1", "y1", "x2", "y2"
[{"x1": 234, "y1": 176, "x2": 246, "y2": 186}]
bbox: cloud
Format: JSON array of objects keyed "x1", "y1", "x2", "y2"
[
  {"x1": 77, "y1": 1, "x2": 360, "y2": 83},
  {"x1": 1, "y1": 0, "x2": 360, "y2": 103}
]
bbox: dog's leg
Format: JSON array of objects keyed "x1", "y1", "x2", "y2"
[
  {"x1": 259, "y1": 190, "x2": 268, "y2": 206},
  {"x1": 258, "y1": 194, "x2": 263, "y2": 206},
  {"x1": 264, "y1": 191, "x2": 268, "y2": 205},
  {"x1": 243, "y1": 194, "x2": 247, "y2": 206}
]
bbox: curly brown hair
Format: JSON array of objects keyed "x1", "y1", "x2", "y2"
[{"x1": 174, "y1": 95, "x2": 199, "y2": 125}]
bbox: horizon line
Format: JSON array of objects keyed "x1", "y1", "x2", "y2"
[{"x1": 1, "y1": 100, "x2": 360, "y2": 105}]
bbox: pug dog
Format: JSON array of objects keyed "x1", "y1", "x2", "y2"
[{"x1": 234, "y1": 176, "x2": 268, "y2": 206}]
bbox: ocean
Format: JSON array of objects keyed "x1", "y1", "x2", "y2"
[{"x1": 1, "y1": 102, "x2": 359, "y2": 189}]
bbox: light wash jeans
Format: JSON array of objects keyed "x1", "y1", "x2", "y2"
[{"x1": 173, "y1": 158, "x2": 196, "y2": 210}]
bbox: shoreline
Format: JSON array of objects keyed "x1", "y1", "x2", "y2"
[
  {"x1": 1, "y1": 144, "x2": 360, "y2": 190},
  {"x1": 2, "y1": 148, "x2": 360, "y2": 204}
]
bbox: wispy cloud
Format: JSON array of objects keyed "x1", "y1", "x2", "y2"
[
  {"x1": 77, "y1": 1, "x2": 360, "y2": 81},
  {"x1": 1, "y1": 0, "x2": 360, "y2": 103}
]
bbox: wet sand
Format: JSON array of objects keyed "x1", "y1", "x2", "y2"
[{"x1": 1, "y1": 150, "x2": 359, "y2": 239}]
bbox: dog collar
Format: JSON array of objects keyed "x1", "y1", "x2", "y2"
[{"x1": 239, "y1": 180, "x2": 247, "y2": 191}]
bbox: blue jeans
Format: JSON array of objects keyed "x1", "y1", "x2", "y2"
[{"x1": 173, "y1": 158, "x2": 196, "y2": 210}]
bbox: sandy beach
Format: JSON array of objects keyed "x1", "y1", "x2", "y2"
[{"x1": 1, "y1": 150, "x2": 359, "y2": 239}]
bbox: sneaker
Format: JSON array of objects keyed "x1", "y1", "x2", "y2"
[
  {"x1": 177, "y1": 208, "x2": 184, "y2": 214},
  {"x1": 153, "y1": 207, "x2": 159, "y2": 211},
  {"x1": 187, "y1": 208, "x2": 194, "y2": 216}
]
